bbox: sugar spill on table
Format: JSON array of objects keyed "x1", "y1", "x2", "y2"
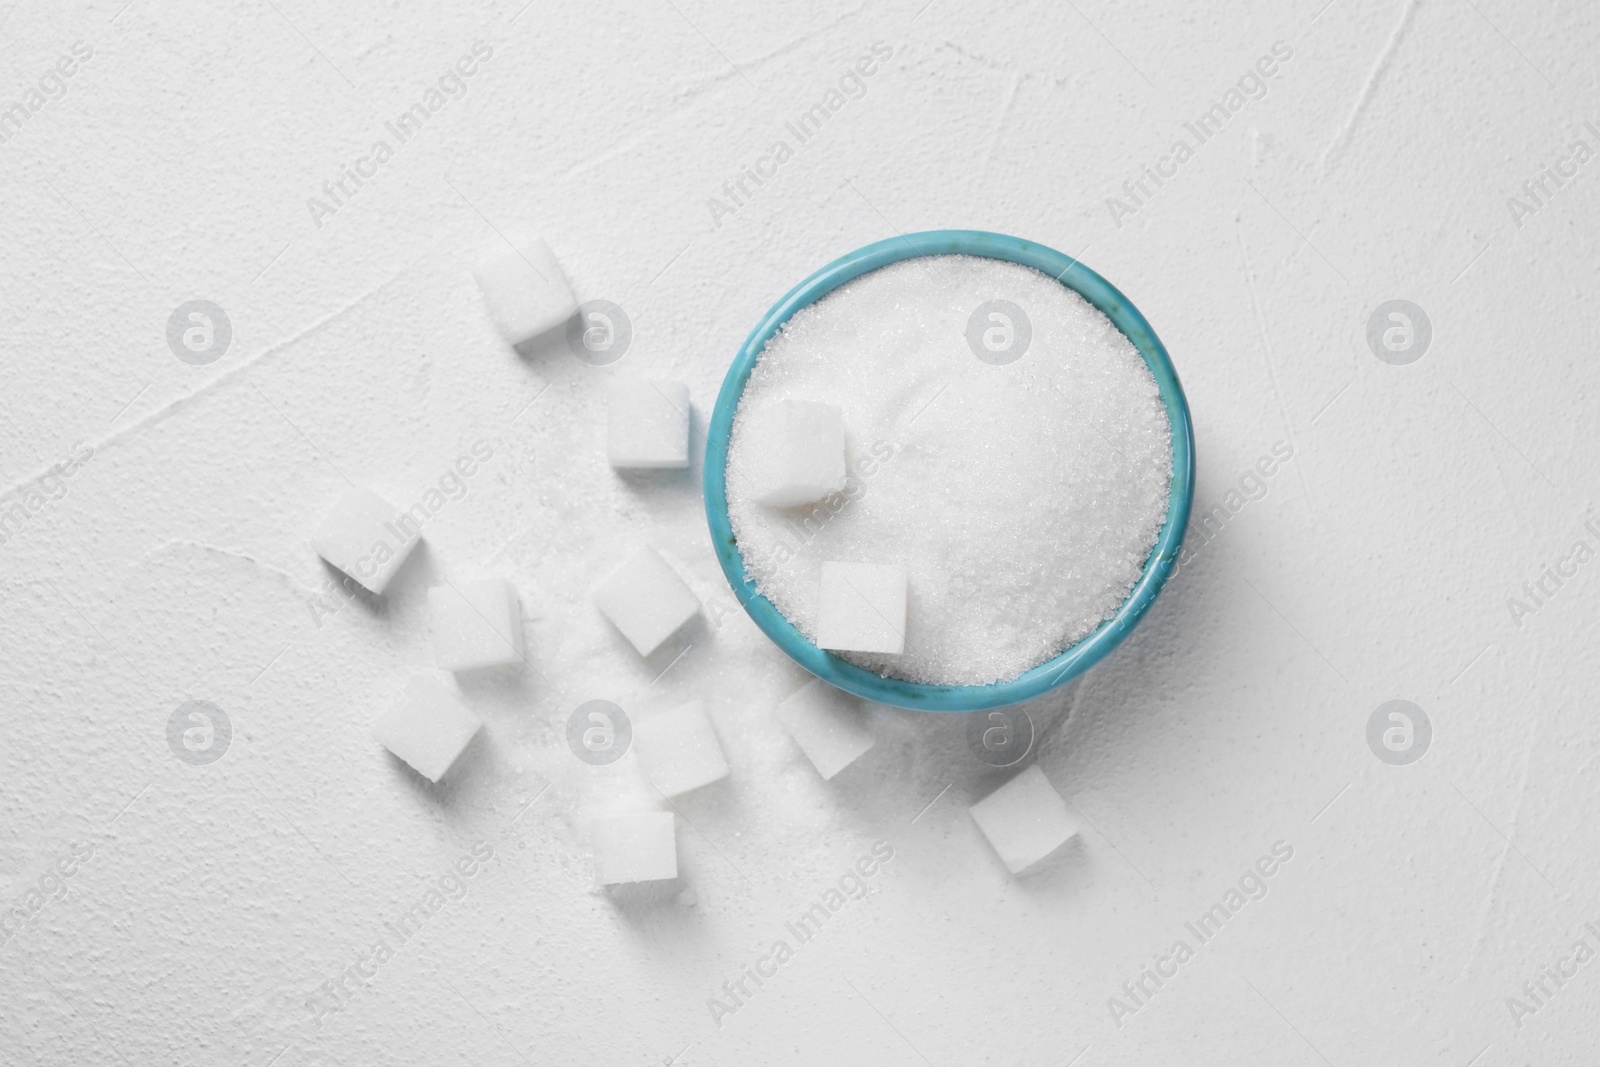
[{"x1": 724, "y1": 254, "x2": 1173, "y2": 686}]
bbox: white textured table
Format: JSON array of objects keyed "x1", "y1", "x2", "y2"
[{"x1": 1, "y1": 1, "x2": 1596, "y2": 1063}]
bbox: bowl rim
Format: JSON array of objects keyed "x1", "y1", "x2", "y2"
[{"x1": 703, "y1": 229, "x2": 1195, "y2": 712}]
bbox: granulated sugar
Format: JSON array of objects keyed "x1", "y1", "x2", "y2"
[{"x1": 724, "y1": 254, "x2": 1173, "y2": 687}]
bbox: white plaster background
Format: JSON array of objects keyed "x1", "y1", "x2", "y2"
[{"x1": 0, "y1": 0, "x2": 1596, "y2": 1063}]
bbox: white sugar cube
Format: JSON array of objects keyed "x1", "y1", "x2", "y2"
[
  {"x1": 774, "y1": 679, "x2": 875, "y2": 780},
  {"x1": 968, "y1": 765, "x2": 1079, "y2": 874},
  {"x1": 471, "y1": 233, "x2": 577, "y2": 346},
  {"x1": 745, "y1": 399, "x2": 846, "y2": 507},
  {"x1": 311, "y1": 486, "x2": 422, "y2": 596},
  {"x1": 634, "y1": 700, "x2": 729, "y2": 797},
  {"x1": 609, "y1": 380, "x2": 691, "y2": 470},
  {"x1": 429, "y1": 578, "x2": 524, "y2": 672},
  {"x1": 592, "y1": 546, "x2": 700, "y2": 656},
  {"x1": 372, "y1": 675, "x2": 482, "y2": 783},
  {"x1": 596, "y1": 812, "x2": 677, "y2": 884},
  {"x1": 817, "y1": 561, "x2": 907, "y2": 654}
]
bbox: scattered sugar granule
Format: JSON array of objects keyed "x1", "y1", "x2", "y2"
[{"x1": 724, "y1": 255, "x2": 1173, "y2": 686}]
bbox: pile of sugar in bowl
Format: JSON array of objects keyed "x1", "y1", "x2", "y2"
[{"x1": 724, "y1": 254, "x2": 1174, "y2": 687}]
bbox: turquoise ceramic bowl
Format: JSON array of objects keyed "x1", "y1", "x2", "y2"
[{"x1": 703, "y1": 230, "x2": 1194, "y2": 712}]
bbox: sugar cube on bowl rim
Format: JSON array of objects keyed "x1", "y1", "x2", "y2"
[{"x1": 700, "y1": 229, "x2": 1195, "y2": 712}]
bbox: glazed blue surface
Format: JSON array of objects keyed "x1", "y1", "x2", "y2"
[{"x1": 703, "y1": 230, "x2": 1195, "y2": 712}]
